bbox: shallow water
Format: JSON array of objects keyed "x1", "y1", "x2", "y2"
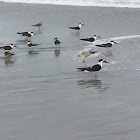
[{"x1": 0, "y1": 3, "x2": 140, "y2": 140}]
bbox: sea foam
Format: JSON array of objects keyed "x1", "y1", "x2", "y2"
[{"x1": 0, "y1": 0, "x2": 140, "y2": 8}]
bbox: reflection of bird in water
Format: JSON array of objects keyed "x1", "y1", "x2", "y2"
[
  {"x1": 54, "y1": 46, "x2": 60, "y2": 57},
  {"x1": 71, "y1": 31, "x2": 80, "y2": 37},
  {"x1": 4, "y1": 55, "x2": 14, "y2": 66},
  {"x1": 77, "y1": 78, "x2": 108, "y2": 93},
  {"x1": 28, "y1": 50, "x2": 39, "y2": 55},
  {"x1": 103, "y1": 49, "x2": 113, "y2": 58},
  {"x1": 77, "y1": 49, "x2": 97, "y2": 63}
]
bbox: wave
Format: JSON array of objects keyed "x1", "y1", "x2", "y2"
[{"x1": 0, "y1": 0, "x2": 140, "y2": 8}]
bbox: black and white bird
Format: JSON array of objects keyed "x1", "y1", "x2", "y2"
[
  {"x1": 96, "y1": 41, "x2": 118, "y2": 48},
  {"x1": 4, "y1": 51, "x2": 14, "y2": 56},
  {"x1": 27, "y1": 41, "x2": 41, "y2": 48},
  {"x1": 54, "y1": 38, "x2": 61, "y2": 45},
  {"x1": 69, "y1": 23, "x2": 85, "y2": 30},
  {"x1": 32, "y1": 21, "x2": 43, "y2": 30},
  {"x1": 77, "y1": 59, "x2": 108, "y2": 76},
  {"x1": 0, "y1": 44, "x2": 17, "y2": 52},
  {"x1": 17, "y1": 30, "x2": 36, "y2": 38},
  {"x1": 77, "y1": 50, "x2": 97, "y2": 62},
  {"x1": 80, "y1": 35, "x2": 101, "y2": 42}
]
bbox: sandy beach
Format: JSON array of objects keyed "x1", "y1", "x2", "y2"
[{"x1": 0, "y1": 2, "x2": 140, "y2": 140}]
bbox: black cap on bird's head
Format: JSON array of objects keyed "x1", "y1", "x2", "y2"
[
  {"x1": 54, "y1": 38, "x2": 58, "y2": 40},
  {"x1": 98, "y1": 59, "x2": 103, "y2": 62},
  {"x1": 94, "y1": 35, "x2": 101, "y2": 38},
  {"x1": 10, "y1": 44, "x2": 17, "y2": 47},
  {"x1": 79, "y1": 23, "x2": 85, "y2": 26},
  {"x1": 98, "y1": 59, "x2": 108, "y2": 63}
]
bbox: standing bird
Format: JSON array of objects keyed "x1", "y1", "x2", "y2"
[
  {"x1": 54, "y1": 38, "x2": 61, "y2": 45},
  {"x1": 77, "y1": 50, "x2": 97, "y2": 62},
  {"x1": 77, "y1": 59, "x2": 108, "y2": 76},
  {"x1": 80, "y1": 35, "x2": 101, "y2": 42},
  {"x1": 32, "y1": 21, "x2": 43, "y2": 30},
  {"x1": 69, "y1": 23, "x2": 85, "y2": 30},
  {"x1": 0, "y1": 44, "x2": 17, "y2": 52},
  {"x1": 96, "y1": 41, "x2": 118, "y2": 48},
  {"x1": 27, "y1": 41, "x2": 41, "y2": 48}
]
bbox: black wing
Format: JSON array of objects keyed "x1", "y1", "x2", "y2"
[
  {"x1": 80, "y1": 37, "x2": 95, "y2": 42},
  {"x1": 77, "y1": 64, "x2": 101, "y2": 72},
  {"x1": 96, "y1": 44, "x2": 104, "y2": 47},
  {"x1": 1, "y1": 46, "x2": 11, "y2": 50},
  {"x1": 32, "y1": 23, "x2": 42, "y2": 27},
  {"x1": 69, "y1": 26, "x2": 79, "y2": 30},
  {"x1": 55, "y1": 40, "x2": 61, "y2": 45}
]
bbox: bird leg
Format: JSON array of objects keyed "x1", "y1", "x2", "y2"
[
  {"x1": 83, "y1": 58, "x2": 85, "y2": 63},
  {"x1": 95, "y1": 72, "x2": 98, "y2": 78}
]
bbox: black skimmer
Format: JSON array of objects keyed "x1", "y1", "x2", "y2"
[
  {"x1": 32, "y1": 21, "x2": 43, "y2": 30},
  {"x1": 54, "y1": 38, "x2": 61, "y2": 45},
  {"x1": 80, "y1": 35, "x2": 101, "y2": 42},
  {"x1": 17, "y1": 30, "x2": 36, "y2": 38},
  {"x1": 96, "y1": 41, "x2": 118, "y2": 48},
  {"x1": 0, "y1": 44, "x2": 17, "y2": 52},
  {"x1": 27, "y1": 41, "x2": 41, "y2": 48},
  {"x1": 4, "y1": 51, "x2": 14, "y2": 56},
  {"x1": 77, "y1": 50, "x2": 97, "y2": 62},
  {"x1": 77, "y1": 59, "x2": 108, "y2": 76},
  {"x1": 69, "y1": 23, "x2": 85, "y2": 30}
]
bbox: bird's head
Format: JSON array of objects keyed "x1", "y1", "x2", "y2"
[
  {"x1": 93, "y1": 35, "x2": 101, "y2": 39},
  {"x1": 27, "y1": 41, "x2": 31, "y2": 44},
  {"x1": 10, "y1": 44, "x2": 17, "y2": 48},
  {"x1": 111, "y1": 40, "x2": 118, "y2": 44}
]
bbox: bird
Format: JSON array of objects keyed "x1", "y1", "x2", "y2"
[
  {"x1": 27, "y1": 41, "x2": 41, "y2": 48},
  {"x1": 0, "y1": 44, "x2": 17, "y2": 52},
  {"x1": 77, "y1": 50, "x2": 97, "y2": 62},
  {"x1": 69, "y1": 23, "x2": 85, "y2": 30},
  {"x1": 80, "y1": 35, "x2": 101, "y2": 42},
  {"x1": 32, "y1": 21, "x2": 43, "y2": 30},
  {"x1": 96, "y1": 41, "x2": 118, "y2": 48},
  {"x1": 54, "y1": 38, "x2": 61, "y2": 45},
  {"x1": 77, "y1": 59, "x2": 108, "y2": 76},
  {"x1": 4, "y1": 51, "x2": 14, "y2": 56},
  {"x1": 17, "y1": 30, "x2": 36, "y2": 38}
]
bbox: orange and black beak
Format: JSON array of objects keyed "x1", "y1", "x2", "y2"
[
  {"x1": 103, "y1": 60, "x2": 108, "y2": 63},
  {"x1": 97, "y1": 36, "x2": 101, "y2": 38}
]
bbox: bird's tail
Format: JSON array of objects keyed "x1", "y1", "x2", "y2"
[
  {"x1": 36, "y1": 44, "x2": 42, "y2": 46},
  {"x1": 76, "y1": 67, "x2": 86, "y2": 71},
  {"x1": 95, "y1": 45, "x2": 104, "y2": 47},
  {"x1": 69, "y1": 27, "x2": 74, "y2": 29},
  {"x1": 91, "y1": 51, "x2": 97, "y2": 54},
  {"x1": 80, "y1": 39, "x2": 87, "y2": 41},
  {"x1": 17, "y1": 32, "x2": 22, "y2": 34}
]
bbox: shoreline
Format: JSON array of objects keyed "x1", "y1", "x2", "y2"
[{"x1": 0, "y1": 1, "x2": 140, "y2": 9}]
